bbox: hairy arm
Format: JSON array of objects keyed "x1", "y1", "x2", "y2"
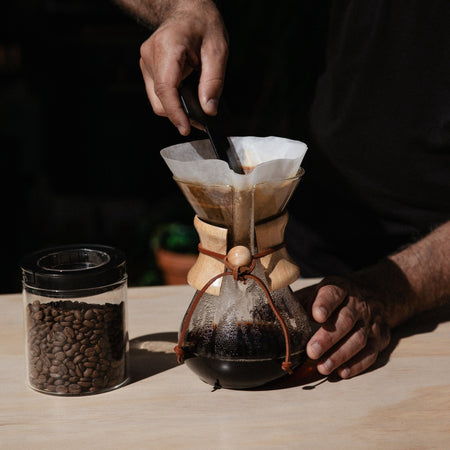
[
  {"x1": 298, "y1": 220, "x2": 450, "y2": 378},
  {"x1": 384, "y1": 220, "x2": 450, "y2": 324},
  {"x1": 348, "y1": 220, "x2": 450, "y2": 329},
  {"x1": 113, "y1": 0, "x2": 171, "y2": 28},
  {"x1": 114, "y1": 0, "x2": 206, "y2": 29}
]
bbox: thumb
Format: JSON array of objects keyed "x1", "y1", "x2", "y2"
[{"x1": 198, "y1": 41, "x2": 228, "y2": 116}]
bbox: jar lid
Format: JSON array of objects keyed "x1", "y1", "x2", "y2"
[{"x1": 20, "y1": 244, "x2": 127, "y2": 294}]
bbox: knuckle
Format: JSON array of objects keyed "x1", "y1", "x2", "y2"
[
  {"x1": 202, "y1": 76, "x2": 225, "y2": 92},
  {"x1": 152, "y1": 103, "x2": 166, "y2": 116},
  {"x1": 371, "y1": 321, "x2": 391, "y2": 350},
  {"x1": 351, "y1": 352, "x2": 378, "y2": 377},
  {"x1": 365, "y1": 351, "x2": 378, "y2": 368},
  {"x1": 153, "y1": 81, "x2": 172, "y2": 99},
  {"x1": 139, "y1": 39, "x2": 153, "y2": 58},
  {"x1": 355, "y1": 327, "x2": 368, "y2": 348},
  {"x1": 204, "y1": 34, "x2": 228, "y2": 53},
  {"x1": 326, "y1": 284, "x2": 347, "y2": 302},
  {"x1": 340, "y1": 308, "x2": 357, "y2": 331},
  {"x1": 316, "y1": 284, "x2": 346, "y2": 309},
  {"x1": 213, "y1": 41, "x2": 229, "y2": 59},
  {"x1": 356, "y1": 357, "x2": 376, "y2": 376}
]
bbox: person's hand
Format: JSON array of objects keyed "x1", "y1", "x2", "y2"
[
  {"x1": 295, "y1": 221, "x2": 450, "y2": 379},
  {"x1": 296, "y1": 275, "x2": 391, "y2": 379},
  {"x1": 139, "y1": 1, "x2": 229, "y2": 135}
]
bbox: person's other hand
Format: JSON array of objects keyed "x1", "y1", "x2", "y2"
[
  {"x1": 295, "y1": 222, "x2": 450, "y2": 379},
  {"x1": 139, "y1": 2, "x2": 229, "y2": 135},
  {"x1": 296, "y1": 275, "x2": 391, "y2": 379}
]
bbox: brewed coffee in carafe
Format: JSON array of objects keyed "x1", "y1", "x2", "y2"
[{"x1": 161, "y1": 137, "x2": 313, "y2": 389}]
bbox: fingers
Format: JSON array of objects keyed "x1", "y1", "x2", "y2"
[
  {"x1": 140, "y1": 38, "x2": 192, "y2": 135},
  {"x1": 138, "y1": 11, "x2": 229, "y2": 136},
  {"x1": 307, "y1": 294, "x2": 358, "y2": 361},
  {"x1": 315, "y1": 320, "x2": 369, "y2": 376},
  {"x1": 306, "y1": 281, "x2": 391, "y2": 379},
  {"x1": 311, "y1": 284, "x2": 348, "y2": 324},
  {"x1": 198, "y1": 39, "x2": 228, "y2": 115},
  {"x1": 336, "y1": 322, "x2": 391, "y2": 379}
]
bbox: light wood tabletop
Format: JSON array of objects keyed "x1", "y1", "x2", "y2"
[{"x1": 1, "y1": 279, "x2": 449, "y2": 449}]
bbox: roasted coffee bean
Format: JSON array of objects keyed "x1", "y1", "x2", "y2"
[
  {"x1": 73, "y1": 354, "x2": 84, "y2": 364},
  {"x1": 56, "y1": 385, "x2": 68, "y2": 394},
  {"x1": 84, "y1": 347, "x2": 96, "y2": 357},
  {"x1": 92, "y1": 377, "x2": 104, "y2": 388},
  {"x1": 33, "y1": 311, "x2": 44, "y2": 321},
  {"x1": 26, "y1": 300, "x2": 126, "y2": 395},
  {"x1": 69, "y1": 384, "x2": 81, "y2": 394},
  {"x1": 75, "y1": 365, "x2": 83, "y2": 378},
  {"x1": 55, "y1": 352, "x2": 65, "y2": 361},
  {"x1": 84, "y1": 362, "x2": 97, "y2": 368},
  {"x1": 63, "y1": 327, "x2": 74, "y2": 339},
  {"x1": 65, "y1": 348, "x2": 75, "y2": 358}
]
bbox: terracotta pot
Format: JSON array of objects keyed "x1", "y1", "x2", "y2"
[{"x1": 155, "y1": 248, "x2": 197, "y2": 285}]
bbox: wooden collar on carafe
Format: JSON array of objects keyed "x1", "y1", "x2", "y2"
[{"x1": 187, "y1": 212, "x2": 300, "y2": 296}]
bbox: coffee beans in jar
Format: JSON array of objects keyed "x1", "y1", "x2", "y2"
[
  {"x1": 26, "y1": 300, "x2": 127, "y2": 394},
  {"x1": 21, "y1": 245, "x2": 129, "y2": 395}
]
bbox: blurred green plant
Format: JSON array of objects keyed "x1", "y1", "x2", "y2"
[{"x1": 151, "y1": 222, "x2": 198, "y2": 254}]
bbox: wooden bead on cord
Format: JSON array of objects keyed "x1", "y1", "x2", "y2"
[{"x1": 227, "y1": 246, "x2": 252, "y2": 268}]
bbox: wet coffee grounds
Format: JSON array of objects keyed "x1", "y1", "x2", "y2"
[{"x1": 25, "y1": 300, "x2": 127, "y2": 395}]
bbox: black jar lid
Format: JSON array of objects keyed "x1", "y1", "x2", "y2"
[{"x1": 20, "y1": 244, "x2": 127, "y2": 295}]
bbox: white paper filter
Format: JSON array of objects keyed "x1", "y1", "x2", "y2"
[{"x1": 160, "y1": 136, "x2": 307, "y2": 187}]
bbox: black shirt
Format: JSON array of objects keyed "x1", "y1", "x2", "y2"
[{"x1": 288, "y1": 0, "x2": 450, "y2": 277}]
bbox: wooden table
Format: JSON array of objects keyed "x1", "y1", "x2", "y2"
[{"x1": 1, "y1": 279, "x2": 450, "y2": 449}]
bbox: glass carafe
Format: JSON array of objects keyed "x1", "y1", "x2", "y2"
[{"x1": 173, "y1": 172, "x2": 313, "y2": 389}]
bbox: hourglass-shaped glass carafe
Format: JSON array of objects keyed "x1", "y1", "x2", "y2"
[{"x1": 162, "y1": 137, "x2": 313, "y2": 389}]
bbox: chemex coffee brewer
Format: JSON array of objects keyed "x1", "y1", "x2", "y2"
[{"x1": 161, "y1": 136, "x2": 313, "y2": 389}]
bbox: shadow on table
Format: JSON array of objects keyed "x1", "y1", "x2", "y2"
[
  {"x1": 128, "y1": 332, "x2": 179, "y2": 384},
  {"x1": 260, "y1": 302, "x2": 450, "y2": 391},
  {"x1": 127, "y1": 303, "x2": 450, "y2": 389},
  {"x1": 373, "y1": 301, "x2": 450, "y2": 370}
]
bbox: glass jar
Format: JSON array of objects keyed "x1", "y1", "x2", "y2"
[{"x1": 20, "y1": 244, "x2": 129, "y2": 395}]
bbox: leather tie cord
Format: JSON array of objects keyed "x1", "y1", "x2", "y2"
[{"x1": 173, "y1": 242, "x2": 294, "y2": 374}]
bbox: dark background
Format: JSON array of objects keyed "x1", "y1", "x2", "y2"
[{"x1": 1, "y1": 0, "x2": 329, "y2": 293}]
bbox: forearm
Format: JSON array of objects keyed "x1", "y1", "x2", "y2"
[
  {"x1": 388, "y1": 220, "x2": 450, "y2": 321},
  {"x1": 353, "y1": 221, "x2": 450, "y2": 328},
  {"x1": 113, "y1": 0, "x2": 218, "y2": 29}
]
